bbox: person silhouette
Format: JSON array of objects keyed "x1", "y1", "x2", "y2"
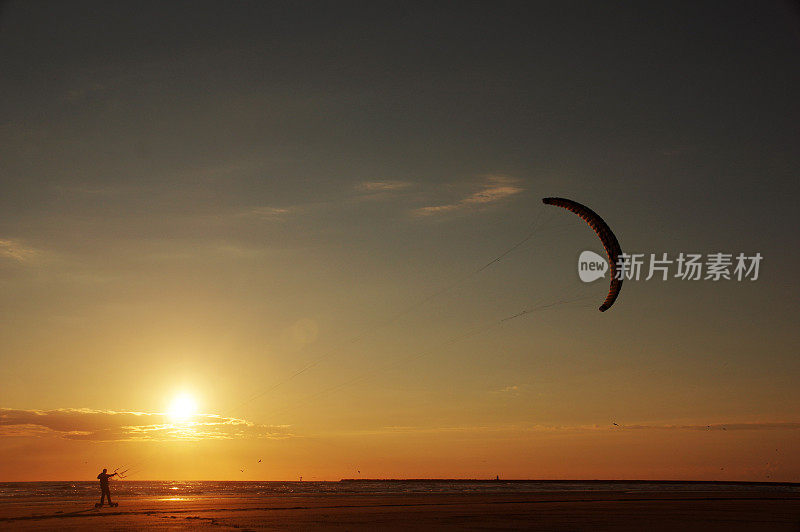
[{"x1": 96, "y1": 468, "x2": 117, "y2": 506}]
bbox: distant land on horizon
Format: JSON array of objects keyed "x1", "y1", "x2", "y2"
[{"x1": 336, "y1": 479, "x2": 800, "y2": 486}]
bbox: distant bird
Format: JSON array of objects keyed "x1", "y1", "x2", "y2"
[
  {"x1": 612, "y1": 423, "x2": 619, "y2": 426},
  {"x1": 240, "y1": 469, "x2": 244, "y2": 473},
  {"x1": 258, "y1": 459, "x2": 262, "y2": 463},
  {"x1": 706, "y1": 425, "x2": 710, "y2": 430}
]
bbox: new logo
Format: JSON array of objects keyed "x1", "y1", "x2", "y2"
[{"x1": 578, "y1": 250, "x2": 608, "y2": 283}]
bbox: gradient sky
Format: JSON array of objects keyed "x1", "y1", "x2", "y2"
[{"x1": 1, "y1": 1, "x2": 798, "y2": 481}]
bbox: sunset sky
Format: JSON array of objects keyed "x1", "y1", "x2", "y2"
[{"x1": 1, "y1": 1, "x2": 798, "y2": 481}]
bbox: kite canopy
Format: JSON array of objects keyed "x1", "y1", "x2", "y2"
[{"x1": 542, "y1": 197, "x2": 623, "y2": 311}]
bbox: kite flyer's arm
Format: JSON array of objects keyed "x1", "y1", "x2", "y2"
[{"x1": 110, "y1": 472, "x2": 118, "y2": 477}]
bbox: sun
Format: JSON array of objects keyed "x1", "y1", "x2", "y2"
[{"x1": 168, "y1": 393, "x2": 198, "y2": 422}]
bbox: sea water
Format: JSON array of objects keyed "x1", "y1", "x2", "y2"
[{"x1": 1, "y1": 480, "x2": 796, "y2": 501}]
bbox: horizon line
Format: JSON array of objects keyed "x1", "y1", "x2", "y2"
[{"x1": 7, "y1": 479, "x2": 798, "y2": 486}]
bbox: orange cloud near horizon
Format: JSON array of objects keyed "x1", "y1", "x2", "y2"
[{"x1": 0, "y1": 408, "x2": 291, "y2": 442}]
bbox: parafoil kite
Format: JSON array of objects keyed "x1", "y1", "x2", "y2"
[{"x1": 542, "y1": 197, "x2": 623, "y2": 312}]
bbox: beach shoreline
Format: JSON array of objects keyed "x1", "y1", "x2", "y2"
[{"x1": 2, "y1": 490, "x2": 799, "y2": 530}]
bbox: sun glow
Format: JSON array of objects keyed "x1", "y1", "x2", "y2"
[{"x1": 168, "y1": 393, "x2": 198, "y2": 422}]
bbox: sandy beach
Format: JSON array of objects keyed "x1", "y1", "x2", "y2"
[{"x1": 2, "y1": 490, "x2": 799, "y2": 531}]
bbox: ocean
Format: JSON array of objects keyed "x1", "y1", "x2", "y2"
[{"x1": 1, "y1": 480, "x2": 797, "y2": 500}]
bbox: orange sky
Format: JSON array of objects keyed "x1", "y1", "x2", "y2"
[{"x1": 2, "y1": 410, "x2": 798, "y2": 481}]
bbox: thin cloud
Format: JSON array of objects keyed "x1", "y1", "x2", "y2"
[
  {"x1": 0, "y1": 239, "x2": 39, "y2": 262},
  {"x1": 357, "y1": 181, "x2": 412, "y2": 193},
  {"x1": 414, "y1": 175, "x2": 523, "y2": 217},
  {"x1": 236, "y1": 206, "x2": 292, "y2": 220},
  {"x1": 616, "y1": 422, "x2": 800, "y2": 432},
  {"x1": 364, "y1": 421, "x2": 800, "y2": 435},
  {"x1": 491, "y1": 385, "x2": 520, "y2": 394},
  {"x1": 354, "y1": 181, "x2": 414, "y2": 203},
  {"x1": 0, "y1": 408, "x2": 292, "y2": 442}
]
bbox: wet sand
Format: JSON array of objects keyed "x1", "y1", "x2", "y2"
[{"x1": 1, "y1": 491, "x2": 799, "y2": 530}]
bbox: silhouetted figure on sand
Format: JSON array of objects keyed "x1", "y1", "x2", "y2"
[{"x1": 96, "y1": 468, "x2": 118, "y2": 507}]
